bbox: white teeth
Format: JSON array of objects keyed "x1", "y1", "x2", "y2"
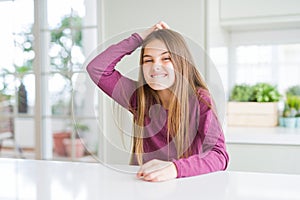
[{"x1": 151, "y1": 74, "x2": 166, "y2": 78}]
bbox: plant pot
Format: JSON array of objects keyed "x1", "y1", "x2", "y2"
[
  {"x1": 53, "y1": 132, "x2": 71, "y2": 156},
  {"x1": 283, "y1": 117, "x2": 296, "y2": 128},
  {"x1": 63, "y1": 138, "x2": 85, "y2": 158},
  {"x1": 279, "y1": 117, "x2": 285, "y2": 127},
  {"x1": 227, "y1": 102, "x2": 279, "y2": 127}
]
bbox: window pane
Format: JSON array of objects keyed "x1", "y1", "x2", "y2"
[
  {"x1": 0, "y1": 73, "x2": 15, "y2": 100},
  {"x1": 0, "y1": 0, "x2": 34, "y2": 69},
  {"x1": 278, "y1": 44, "x2": 300, "y2": 93},
  {"x1": 0, "y1": 1, "x2": 14, "y2": 72},
  {"x1": 48, "y1": 73, "x2": 71, "y2": 116},
  {"x1": 47, "y1": 0, "x2": 85, "y2": 28},
  {"x1": 72, "y1": 72, "x2": 96, "y2": 117},
  {"x1": 234, "y1": 44, "x2": 300, "y2": 94},
  {"x1": 235, "y1": 45, "x2": 274, "y2": 84},
  {"x1": 45, "y1": 0, "x2": 97, "y2": 160},
  {"x1": 47, "y1": 0, "x2": 86, "y2": 72},
  {"x1": 21, "y1": 74, "x2": 35, "y2": 115},
  {"x1": 0, "y1": 0, "x2": 35, "y2": 158}
]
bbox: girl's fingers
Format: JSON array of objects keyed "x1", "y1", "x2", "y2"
[
  {"x1": 160, "y1": 21, "x2": 170, "y2": 29},
  {"x1": 143, "y1": 170, "x2": 161, "y2": 182},
  {"x1": 139, "y1": 21, "x2": 170, "y2": 39},
  {"x1": 156, "y1": 24, "x2": 163, "y2": 30},
  {"x1": 137, "y1": 159, "x2": 157, "y2": 177},
  {"x1": 138, "y1": 160, "x2": 153, "y2": 173},
  {"x1": 142, "y1": 164, "x2": 172, "y2": 182},
  {"x1": 137, "y1": 160, "x2": 176, "y2": 182},
  {"x1": 155, "y1": 21, "x2": 169, "y2": 30}
]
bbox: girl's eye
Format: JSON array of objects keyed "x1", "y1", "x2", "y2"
[
  {"x1": 162, "y1": 57, "x2": 171, "y2": 61},
  {"x1": 143, "y1": 59, "x2": 152, "y2": 63}
]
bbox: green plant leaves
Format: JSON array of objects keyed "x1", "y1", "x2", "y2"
[
  {"x1": 229, "y1": 84, "x2": 253, "y2": 102},
  {"x1": 286, "y1": 85, "x2": 300, "y2": 96},
  {"x1": 251, "y1": 83, "x2": 281, "y2": 102},
  {"x1": 230, "y1": 83, "x2": 281, "y2": 102},
  {"x1": 284, "y1": 94, "x2": 300, "y2": 117}
]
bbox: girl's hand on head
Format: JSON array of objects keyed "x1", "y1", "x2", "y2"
[
  {"x1": 136, "y1": 159, "x2": 177, "y2": 182},
  {"x1": 139, "y1": 21, "x2": 169, "y2": 40}
]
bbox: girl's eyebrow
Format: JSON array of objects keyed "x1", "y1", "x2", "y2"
[{"x1": 143, "y1": 51, "x2": 170, "y2": 58}]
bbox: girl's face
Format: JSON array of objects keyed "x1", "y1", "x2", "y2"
[{"x1": 142, "y1": 39, "x2": 175, "y2": 91}]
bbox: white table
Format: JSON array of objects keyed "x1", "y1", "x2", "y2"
[{"x1": 1, "y1": 158, "x2": 300, "y2": 200}]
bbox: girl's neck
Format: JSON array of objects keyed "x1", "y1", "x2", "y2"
[{"x1": 157, "y1": 89, "x2": 173, "y2": 110}]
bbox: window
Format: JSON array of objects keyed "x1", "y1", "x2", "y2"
[
  {"x1": 42, "y1": 0, "x2": 99, "y2": 160},
  {"x1": 0, "y1": 0, "x2": 35, "y2": 150},
  {"x1": 210, "y1": 29, "x2": 300, "y2": 99},
  {"x1": 0, "y1": 0, "x2": 99, "y2": 160},
  {"x1": 234, "y1": 44, "x2": 300, "y2": 94}
]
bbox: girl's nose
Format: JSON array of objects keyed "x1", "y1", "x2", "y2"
[
  {"x1": 153, "y1": 64, "x2": 161, "y2": 71},
  {"x1": 153, "y1": 59, "x2": 162, "y2": 71}
]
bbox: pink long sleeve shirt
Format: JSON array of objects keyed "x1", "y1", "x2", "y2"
[{"x1": 86, "y1": 33, "x2": 229, "y2": 178}]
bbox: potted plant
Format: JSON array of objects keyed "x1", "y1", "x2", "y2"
[
  {"x1": 16, "y1": 66, "x2": 32, "y2": 113},
  {"x1": 63, "y1": 123, "x2": 89, "y2": 158},
  {"x1": 0, "y1": 66, "x2": 32, "y2": 114},
  {"x1": 13, "y1": 27, "x2": 34, "y2": 113},
  {"x1": 227, "y1": 83, "x2": 282, "y2": 127},
  {"x1": 229, "y1": 84, "x2": 253, "y2": 102},
  {"x1": 250, "y1": 83, "x2": 281, "y2": 102},
  {"x1": 53, "y1": 122, "x2": 89, "y2": 157},
  {"x1": 53, "y1": 130, "x2": 71, "y2": 156},
  {"x1": 284, "y1": 85, "x2": 300, "y2": 128},
  {"x1": 280, "y1": 94, "x2": 300, "y2": 128}
]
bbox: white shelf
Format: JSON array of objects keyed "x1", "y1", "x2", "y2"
[{"x1": 225, "y1": 126, "x2": 300, "y2": 145}]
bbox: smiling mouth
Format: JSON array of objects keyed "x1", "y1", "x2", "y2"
[{"x1": 151, "y1": 74, "x2": 167, "y2": 78}]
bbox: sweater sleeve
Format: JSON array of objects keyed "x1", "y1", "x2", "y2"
[
  {"x1": 86, "y1": 33, "x2": 143, "y2": 109},
  {"x1": 173, "y1": 92, "x2": 229, "y2": 178}
]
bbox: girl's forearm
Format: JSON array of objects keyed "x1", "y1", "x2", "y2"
[{"x1": 86, "y1": 33, "x2": 143, "y2": 86}]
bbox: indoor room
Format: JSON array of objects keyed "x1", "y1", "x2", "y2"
[{"x1": 0, "y1": 0, "x2": 300, "y2": 199}]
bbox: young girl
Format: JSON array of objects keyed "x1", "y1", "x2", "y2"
[{"x1": 86, "y1": 22, "x2": 229, "y2": 182}]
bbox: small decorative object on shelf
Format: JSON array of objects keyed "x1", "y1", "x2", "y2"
[
  {"x1": 18, "y1": 82, "x2": 28, "y2": 113},
  {"x1": 53, "y1": 122, "x2": 89, "y2": 157},
  {"x1": 280, "y1": 85, "x2": 300, "y2": 128},
  {"x1": 227, "y1": 83, "x2": 281, "y2": 127},
  {"x1": 53, "y1": 131, "x2": 71, "y2": 156}
]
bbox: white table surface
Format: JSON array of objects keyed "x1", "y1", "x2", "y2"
[{"x1": 1, "y1": 158, "x2": 300, "y2": 200}]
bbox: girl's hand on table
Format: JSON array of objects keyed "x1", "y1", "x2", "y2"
[{"x1": 136, "y1": 159, "x2": 177, "y2": 182}]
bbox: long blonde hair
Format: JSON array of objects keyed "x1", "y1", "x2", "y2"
[{"x1": 132, "y1": 29, "x2": 209, "y2": 165}]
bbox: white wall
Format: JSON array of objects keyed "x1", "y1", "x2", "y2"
[
  {"x1": 98, "y1": 0, "x2": 207, "y2": 164},
  {"x1": 101, "y1": 0, "x2": 206, "y2": 46},
  {"x1": 207, "y1": 0, "x2": 229, "y2": 48}
]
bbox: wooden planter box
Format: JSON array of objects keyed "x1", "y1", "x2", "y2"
[{"x1": 227, "y1": 102, "x2": 279, "y2": 127}]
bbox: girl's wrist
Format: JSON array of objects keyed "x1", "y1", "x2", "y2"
[{"x1": 132, "y1": 33, "x2": 143, "y2": 44}]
